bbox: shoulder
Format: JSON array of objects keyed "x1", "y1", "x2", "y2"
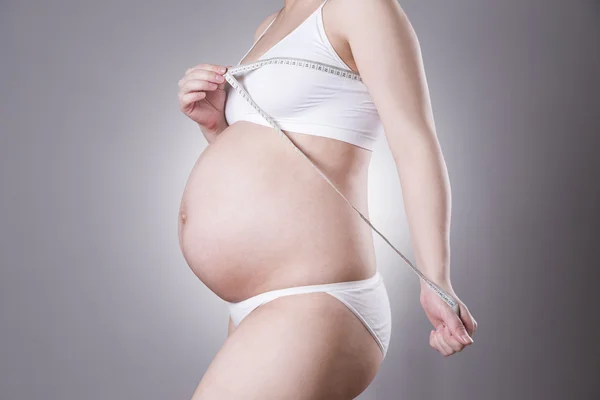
[
  {"x1": 330, "y1": 0, "x2": 413, "y2": 41},
  {"x1": 252, "y1": 9, "x2": 281, "y2": 42},
  {"x1": 332, "y1": 0, "x2": 435, "y2": 153}
]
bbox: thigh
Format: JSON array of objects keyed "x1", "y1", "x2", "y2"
[{"x1": 191, "y1": 292, "x2": 383, "y2": 400}]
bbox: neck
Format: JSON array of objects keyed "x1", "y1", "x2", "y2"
[{"x1": 282, "y1": 0, "x2": 321, "y2": 12}]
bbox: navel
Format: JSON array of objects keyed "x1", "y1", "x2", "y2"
[{"x1": 179, "y1": 202, "x2": 188, "y2": 224}]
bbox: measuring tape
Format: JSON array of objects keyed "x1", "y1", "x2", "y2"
[{"x1": 223, "y1": 56, "x2": 460, "y2": 316}]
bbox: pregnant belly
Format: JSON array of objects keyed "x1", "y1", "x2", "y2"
[{"x1": 178, "y1": 122, "x2": 376, "y2": 302}]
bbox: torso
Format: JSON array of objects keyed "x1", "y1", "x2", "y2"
[{"x1": 178, "y1": 1, "x2": 377, "y2": 303}]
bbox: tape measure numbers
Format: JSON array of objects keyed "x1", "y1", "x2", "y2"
[{"x1": 223, "y1": 57, "x2": 460, "y2": 316}]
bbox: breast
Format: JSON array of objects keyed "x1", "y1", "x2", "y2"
[
  {"x1": 225, "y1": 62, "x2": 383, "y2": 150},
  {"x1": 226, "y1": 63, "x2": 341, "y2": 121}
]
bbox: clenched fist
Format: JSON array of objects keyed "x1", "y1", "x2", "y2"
[{"x1": 420, "y1": 281, "x2": 478, "y2": 357}]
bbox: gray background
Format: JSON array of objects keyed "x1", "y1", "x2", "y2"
[{"x1": 1, "y1": 0, "x2": 599, "y2": 399}]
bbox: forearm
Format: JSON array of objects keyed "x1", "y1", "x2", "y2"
[
  {"x1": 394, "y1": 136, "x2": 452, "y2": 291},
  {"x1": 199, "y1": 119, "x2": 229, "y2": 145}
]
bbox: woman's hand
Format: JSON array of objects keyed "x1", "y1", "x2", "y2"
[
  {"x1": 420, "y1": 281, "x2": 478, "y2": 357},
  {"x1": 178, "y1": 63, "x2": 230, "y2": 135}
]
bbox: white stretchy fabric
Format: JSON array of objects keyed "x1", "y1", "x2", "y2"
[
  {"x1": 222, "y1": 0, "x2": 394, "y2": 360},
  {"x1": 225, "y1": 271, "x2": 393, "y2": 359},
  {"x1": 224, "y1": 0, "x2": 383, "y2": 151},
  {"x1": 221, "y1": 0, "x2": 463, "y2": 361}
]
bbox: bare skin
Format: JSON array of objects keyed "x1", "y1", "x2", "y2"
[
  {"x1": 193, "y1": 293, "x2": 382, "y2": 399},
  {"x1": 177, "y1": 0, "x2": 478, "y2": 398}
]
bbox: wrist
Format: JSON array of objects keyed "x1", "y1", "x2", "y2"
[
  {"x1": 199, "y1": 119, "x2": 228, "y2": 144},
  {"x1": 200, "y1": 118, "x2": 228, "y2": 135},
  {"x1": 420, "y1": 275, "x2": 454, "y2": 297}
]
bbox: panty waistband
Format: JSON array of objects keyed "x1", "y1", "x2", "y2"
[{"x1": 225, "y1": 270, "x2": 383, "y2": 308}]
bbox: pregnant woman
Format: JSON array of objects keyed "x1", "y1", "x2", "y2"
[{"x1": 177, "y1": 0, "x2": 477, "y2": 398}]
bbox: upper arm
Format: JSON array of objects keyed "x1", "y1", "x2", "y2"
[{"x1": 340, "y1": 0, "x2": 438, "y2": 159}]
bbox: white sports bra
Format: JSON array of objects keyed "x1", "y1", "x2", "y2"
[{"x1": 224, "y1": 0, "x2": 383, "y2": 151}]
